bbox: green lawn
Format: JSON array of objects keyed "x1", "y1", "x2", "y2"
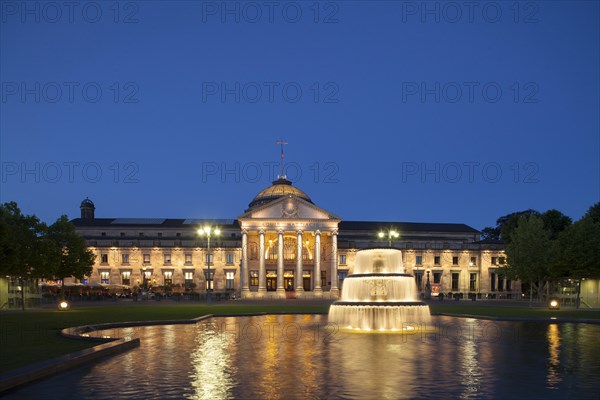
[
  {"x1": 429, "y1": 304, "x2": 600, "y2": 319},
  {"x1": 0, "y1": 302, "x2": 598, "y2": 374}
]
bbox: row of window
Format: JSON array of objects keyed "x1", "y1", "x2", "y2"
[
  {"x1": 248, "y1": 271, "x2": 327, "y2": 289},
  {"x1": 100, "y1": 270, "x2": 235, "y2": 289},
  {"x1": 99, "y1": 232, "x2": 238, "y2": 238},
  {"x1": 100, "y1": 253, "x2": 235, "y2": 265},
  {"x1": 337, "y1": 254, "x2": 503, "y2": 266},
  {"x1": 413, "y1": 271, "x2": 512, "y2": 292}
]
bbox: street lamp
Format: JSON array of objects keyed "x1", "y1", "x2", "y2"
[
  {"x1": 378, "y1": 229, "x2": 399, "y2": 246},
  {"x1": 198, "y1": 226, "x2": 221, "y2": 304}
]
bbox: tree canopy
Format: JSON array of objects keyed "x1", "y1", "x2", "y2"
[{"x1": 0, "y1": 202, "x2": 94, "y2": 282}]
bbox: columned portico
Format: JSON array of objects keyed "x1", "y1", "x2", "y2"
[
  {"x1": 258, "y1": 229, "x2": 266, "y2": 293},
  {"x1": 276, "y1": 229, "x2": 285, "y2": 296},
  {"x1": 237, "y1": 178, "x2": 341, "y2": 299},
  {"x1": 313, "y1": 230, "x2": 322, "y2": 295},
  {"x1": 296, "y1": 230, "x2": 304, "y2": 292},
  {"x1": 330, "y1": 229, "x2": 339, "y2": 296},
  {"x1": 241, "y1": 229, "x2": 249, "y2": 294}
]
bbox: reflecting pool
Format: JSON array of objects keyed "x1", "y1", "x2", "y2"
[{"x1": 4, "y1": 315, "x2": 600, "y2": 399}]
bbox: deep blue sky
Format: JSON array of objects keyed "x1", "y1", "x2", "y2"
[{"x1": 1, "y1": 1, "x2": 598, "y2": 230}]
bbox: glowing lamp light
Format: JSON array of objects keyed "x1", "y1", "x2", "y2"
[
  {"x1": 378, "y1": 232, "x2": 385, "y2": 238},
  {"x1": 58, "y1": 301, "x2": 70, "y2": 311},
  {"x1": 549, "y1": 299, "x2": 560, "y2": 310}
]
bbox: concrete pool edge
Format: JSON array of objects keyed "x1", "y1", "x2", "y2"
[
  {"x1": 434, "y1": 312, "x2": 600, "y2": 324},
  {"x1": 0, "y1": 337, "x2": 140, "y2": 394},
  {"x1": 0, "y1": 316, "x2": 220, "y2": 394}
]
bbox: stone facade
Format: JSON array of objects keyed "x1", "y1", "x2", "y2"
[{"x1": 71, "y1": 180, "x2": 520, "y2": 299}]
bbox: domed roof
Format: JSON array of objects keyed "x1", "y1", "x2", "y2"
[
  {"x1": 80, "y1": 197, "x2": 95, "y2": 208},
  {"x1": 247, "y1": 178, "x2": 313, "y2": 209}
]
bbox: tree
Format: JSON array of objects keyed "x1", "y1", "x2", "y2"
[
  {"x1": 503, "y1": 215, "x2": 552, "y2": 305},
  {"x1": 499, "y1": 209, "x2": 540, "y2": 244},
  {"x1": 550, "y1": 203, "x2": 600, "y2": 308},
  {"x1": 583, "y1": 202, "x2": 600, "y2": 224},
  {"x1": 46, "y1": 215, "x2": 95, "y2": 296},
  {"x1": 0, "y1": 202, "x2": 56, "y2": 309},
  {"x1": 540, "y1": 209, "x2": 572, "y2": 240},
  {"x1": 480, "y1": 226, "x2": 500, "y2": 240}
]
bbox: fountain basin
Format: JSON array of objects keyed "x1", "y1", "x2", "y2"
[{"x1": 329, "y1": 248, "x2": 431, "y2": 331}]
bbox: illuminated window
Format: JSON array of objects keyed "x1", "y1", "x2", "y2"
[
  {"x1": 122, "y1": 271, "x2": 131, "y2": 286},
  {"x1": 164, "y1": 271, "x2": 173, "y2": 285},
  {"x1": 204, "y1": 271, "x2": 214, "y2": 290},
  {"x1": 100, "y1": 271, "x2": 110, "y2": 284},
  {"x1": 226, "y1": 272, "x2": 235, "y2": 289},
  {"x1": 250, "y1": 271, "x2": 259, "y2": 286},
  {"x1": 469, "y1": 273, "x2": 477, "y2": 291},
  {"x1": 184, "y1": 272, "x2": 194, "y2": 288},
  {"x1": 451, "y1": 273, "x2": 459, "y2": 291}
]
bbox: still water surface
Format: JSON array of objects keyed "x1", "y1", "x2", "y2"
[{"x1": 3, "y1": 315, "x2": 600, "y2": 399}]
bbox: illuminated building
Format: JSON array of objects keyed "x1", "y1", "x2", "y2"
[{"x1": 72, "y1": 178, "x2": 516, "y2": 299}]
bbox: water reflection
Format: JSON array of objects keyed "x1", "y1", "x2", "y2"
[
  {"x1": 188, "y1": 321, "x2": 235, "y2": 400},
  {"x1": 546, "y1": 324, "x2": 562, "y2": 389},
  {"x1": 2, "y1": 316, "x2": 600, "y2": 400}
]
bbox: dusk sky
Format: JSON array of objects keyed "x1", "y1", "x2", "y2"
[{"x1": 1, "y1": 1, "x2": 598, "y2": 231}]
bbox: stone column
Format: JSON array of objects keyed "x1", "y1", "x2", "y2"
[
  {"x1": 258, "y1": 229, "x2": 266, "y2": 294},
  {"x1": 276, "y1": 229, "x2": 285, "y2": 295},
  {"x1": 296, "y1": 230, "x2": 304, "y2": 293},
  {"x1": 241, "y1": 229, "x2": 249, "y2": 296},
  {"x1": 330, "y1": 229, "x2": 339, "y2": 297},
  {"x1": 314, "y1": 230, "x2": 322, "y2": 294}
]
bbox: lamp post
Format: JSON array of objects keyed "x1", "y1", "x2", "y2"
[
  {"x1": 198, "y1": 226, "x2": 220, "y2": 304},
  {"x1": 378, "y1": 229, "x2": 399, "y2": 247}
]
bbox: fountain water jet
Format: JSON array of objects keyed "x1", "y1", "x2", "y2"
[{"x1": 328, "y1": 248, "x2": 431, "y2": 331}]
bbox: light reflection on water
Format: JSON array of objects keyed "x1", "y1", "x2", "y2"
[{"x1": 3, "y1": 315, "x2": 600, "y2": 400}]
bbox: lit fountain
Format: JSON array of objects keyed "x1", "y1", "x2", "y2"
[{"x1": 329, "y1": 248, "x2": 431, "y2": 331}]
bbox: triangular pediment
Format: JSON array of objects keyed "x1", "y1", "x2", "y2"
[{"x1": 238, "y1": 195, "x2": 340, "y2": 221}]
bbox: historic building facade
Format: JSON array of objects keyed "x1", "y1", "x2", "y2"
[{"x1": 72, "y1": 178, "x2": 518, "y2": 299}]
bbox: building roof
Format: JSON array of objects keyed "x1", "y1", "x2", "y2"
[
  {"x1": 71, "y1": 218, "x2": 240, "y2": 229},
  {"x1": 72, "y1": 217, "x2": 478, "y2": 234},
  {"x1": 338, "y1": 221, "x2": 479, "y2": 234},
  {"x1": 247, "y1": 178, "x2": 313, "y2": 210}
]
